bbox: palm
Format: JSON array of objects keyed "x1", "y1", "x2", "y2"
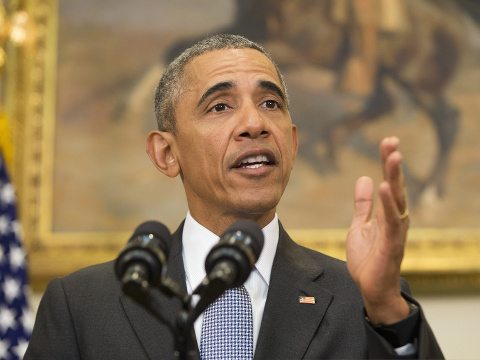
[{"x1": 346, "y1": 187, "x2": 404, "y2": 302}]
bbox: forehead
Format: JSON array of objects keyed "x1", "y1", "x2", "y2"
[{"x1": 182, "y1": 48, "x2": 282, "y2": 92}]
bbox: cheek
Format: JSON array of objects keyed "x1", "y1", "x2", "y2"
[
  {"x1": 179, "y1": 137, "x2": 226, "y2": 180},
  {"x1": 276, "y1": 126, "x2": 296, "y2": 162}
]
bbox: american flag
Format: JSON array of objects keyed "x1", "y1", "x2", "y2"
[
  {"x1": 299, "y1": 296, "x2": 315, "y2": 304},
  {"x1": 0, "y1": 152, "x2": 33, "y2": 359}
]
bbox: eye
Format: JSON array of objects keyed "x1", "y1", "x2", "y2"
[
  {"x1": 261, "y1": 99, "x2": 280, "y2": 109},
  {"x1": 208, "y1": 103, "x2": 229, "y2": 113}
]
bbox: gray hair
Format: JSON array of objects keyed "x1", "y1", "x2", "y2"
[{"x1": 154, "y1": 34, "x2": 289, "y2": 133}]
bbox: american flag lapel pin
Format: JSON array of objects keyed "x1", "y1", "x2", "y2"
[{"x1": 299, "y1": 296, "x2": 315, "y2": 304}]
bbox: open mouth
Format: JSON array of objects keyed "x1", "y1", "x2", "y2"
[{"x1": 235, "y1": 154, "x2": 273, "y2": 169}]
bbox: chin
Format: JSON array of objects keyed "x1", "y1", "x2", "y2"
[{"x1": 234, "y1": 196, "x2": 280, "y2": 217}]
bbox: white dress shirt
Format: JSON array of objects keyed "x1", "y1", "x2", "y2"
[{"x1": 182, "y1": 211, "x2": 279, "y2": 352}]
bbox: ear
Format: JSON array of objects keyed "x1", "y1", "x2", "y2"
[
  {"x1": 146, "y1": 131, "x2": 180, "y2": 178},
  {"x1": 291, "y1": 124, "x2": 299, "y2": 167}
]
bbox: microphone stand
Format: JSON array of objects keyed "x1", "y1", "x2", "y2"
[
  {"x1": 160, "y1": 278, "x2": 197, "y2": 360},
  {"x1": 122, "y1": 275, "x2": 200, "y2": 360}
]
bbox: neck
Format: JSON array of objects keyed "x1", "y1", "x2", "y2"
[{"x1": 188, "y1": 208, "x2": 276, "y2": 236}]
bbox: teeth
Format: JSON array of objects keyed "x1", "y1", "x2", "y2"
[
  {"x1": 245, "y1": 163, "x2": 263, "y2": 169},
  {"x1": 237, "y1": 154, "x2": 271, "y2": 168},
  {"x1": 241, "y1": 155, "x2": 268, "y2": 165}
]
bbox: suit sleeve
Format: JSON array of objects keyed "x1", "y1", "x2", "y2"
[
  {"x1": 24, "y1": 277, "x2": 81, "y2": 360},
  {"x1": 364, "y1": 279, "x2": 444, "y2": 359}
]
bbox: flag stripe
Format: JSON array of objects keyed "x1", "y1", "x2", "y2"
[{"x1": 299, "y1": 296, "x2": 315, "y2": 304}]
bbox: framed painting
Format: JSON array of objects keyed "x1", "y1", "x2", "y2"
[{"x1": 8, "y1": 0, "x2": 480, "y2": 292}]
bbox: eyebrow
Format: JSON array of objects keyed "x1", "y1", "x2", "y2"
[
  {"x1": 259, "y1": 80, "x2": 286, "y2": 104},
  {"x1": 196, "y1": 79, "x2": 287, "y2": 108},
  {"x1": 197, "y1": 81, "x2": 233, "y2": 108}
]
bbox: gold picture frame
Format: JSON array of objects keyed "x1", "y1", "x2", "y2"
[{"x1": 7, "y1": 0, "x2": 480, "y2": 293}]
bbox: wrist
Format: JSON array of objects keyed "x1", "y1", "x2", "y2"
[{"x1": 364, "y1": 295, "x2": 410, "y2": 325}]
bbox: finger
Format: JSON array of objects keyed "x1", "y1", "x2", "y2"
[
  {"x1": 351, "y1": 176, "x2": 374, "y2": 227},
  {"x1": 378, "y1": 182, "x2": 408, "y2": 280},
  {"x1": 379, "y1": 181, "x2": 409, "y2": 231},
  {"x1": 385, "y1": 150, "x2": 407, "y2": 213},
  {"x1": 380, "y1": 137, "x2": 399, "y2": 180}
]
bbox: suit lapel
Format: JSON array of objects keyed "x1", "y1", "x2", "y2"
[
  {"x1": 119, "y1": 222, "x2": 201, "y2": 360},
  {"x1": 254, "y1": 223, "x2": 333, "y2": 360}
]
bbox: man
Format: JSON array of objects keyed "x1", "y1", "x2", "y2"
[{"x1": 25, "y1": 34, "x2": 443, "y2": 359}]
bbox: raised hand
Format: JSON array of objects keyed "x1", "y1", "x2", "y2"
[{"x1": 346, "y1": 137, "x2": 410, "y2": 324}]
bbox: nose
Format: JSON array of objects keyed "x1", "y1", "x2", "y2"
[{"x1": 235, "y1": 101, "x2": 270, "y2": 140}]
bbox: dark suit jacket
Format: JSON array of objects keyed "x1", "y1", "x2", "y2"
[{"x1": 25, "y1": 222, "x2": 443, "y2": 359}]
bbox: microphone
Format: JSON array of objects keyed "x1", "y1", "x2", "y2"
[
  {"x1": 205, "y1": 219, "x2": 264, "y2": 289},
  {"x1": 189, "y1": 219, "x2": 264, "y2": 323},
  {"x1": 115, "y1": 221, "x2": 173, "y2": 298}
]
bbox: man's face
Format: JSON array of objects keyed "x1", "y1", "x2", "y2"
[{"x1": 171, "y1": 48, "x2": 298, "y2": 230}]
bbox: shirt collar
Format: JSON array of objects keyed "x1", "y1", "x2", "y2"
[{"x1": 182, "y1": 212, "x2": 279, "y2": 293}]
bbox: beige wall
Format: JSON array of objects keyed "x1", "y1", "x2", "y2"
[{"x1": 416, "y1": 295, "x2": 480, "y2": 360}]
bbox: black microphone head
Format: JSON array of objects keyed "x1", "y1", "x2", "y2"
[
  {"x1": 130, "y1": 220, "x2": 172, "y2": 256},
  {"x1": 224, "y1": 219, "x2": 264, "y2": 261},
  {"x1": 115, "y1": 221, "x2": 173, "y2": 289},
  {"x1": 205, "y1": 219, "x2": 264, "y2": 288}
]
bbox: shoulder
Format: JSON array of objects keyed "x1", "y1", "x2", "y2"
[
  {"x1": 278, "y1": 224, "x2": 359, "y2": 293},
  {"x1": 296, "y1": 241, "x2": 356, "y2": 288},
  {"x1": 279, "y1": 223, "x2": 348, "y2": 271},
  {"x1": 60, "y1": 260, "x2": 116, "y2": 286},
  {"x1": 45, "y1": 260, "x2": 120, "y2": 306}
]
